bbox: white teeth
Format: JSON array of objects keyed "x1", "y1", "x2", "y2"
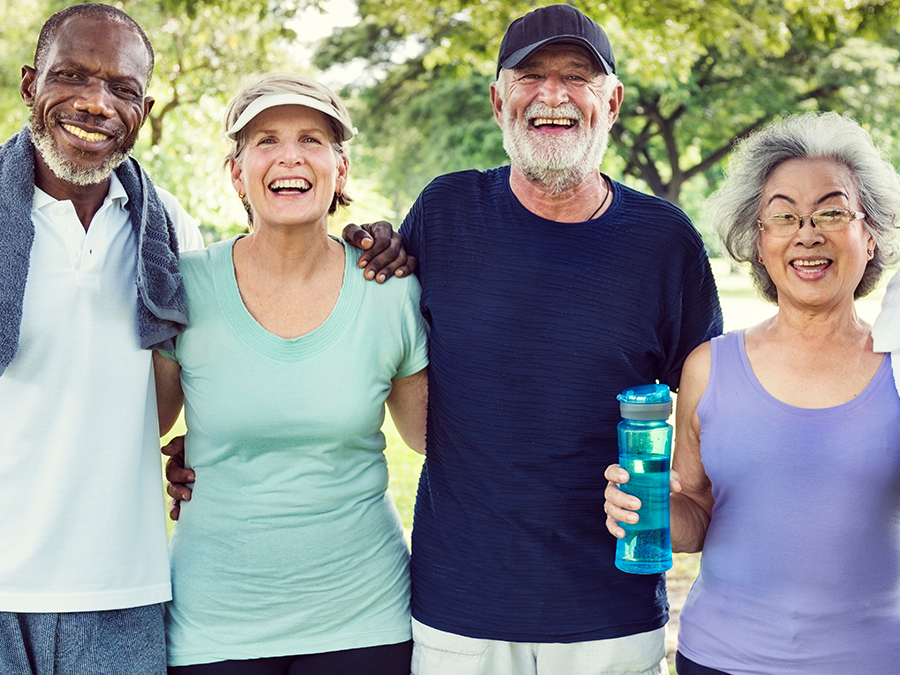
[
  {"x1": 62, "y1": 124, "x2": 108, "y2": 142},
  {"x1": 792, "y1": 259, "x2": 829, "y2": 267},
  {"x1": 532, "y1": 117, "x2": 575, "y2": 127},
  {"x1": 270, "y1": 179, "x2": 311, "y2": 191}
]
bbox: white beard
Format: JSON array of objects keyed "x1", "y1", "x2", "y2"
[
  {"x1": 30, "y1": 111, "x2": 131, "y2": 187},
  {"x1": 502, "y1": 100, "x2": 609, "y2": 195}
]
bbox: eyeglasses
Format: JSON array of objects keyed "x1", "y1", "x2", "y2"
[{"x1": 757, "y1": 208, "x2": 866, "y2": 237}]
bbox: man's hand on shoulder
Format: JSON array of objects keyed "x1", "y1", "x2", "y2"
[{"x1": 343, "y1": 221, "x2": 417, "y2": 283}]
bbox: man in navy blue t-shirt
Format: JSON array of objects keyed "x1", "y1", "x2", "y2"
[{"x1": 396, "y1": 5, "x2": 723, "y2": 675}]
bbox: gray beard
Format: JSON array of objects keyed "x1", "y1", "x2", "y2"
[
  {"x1": 30, "y1": 111, "x2": 131, "y2": 187},
  {"x1": 502, "y1": 101, "x2": 609, "y2": 195}
]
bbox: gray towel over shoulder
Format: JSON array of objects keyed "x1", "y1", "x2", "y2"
[{"x1": 0, "y1": 126, "x2": 188, "y2": 375}]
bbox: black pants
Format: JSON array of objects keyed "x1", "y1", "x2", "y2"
[
  {"x1": 168, "y1": 641, "x2": 413, "y2": 675},
  {"x1": 675, "y1": 651, "x2": 731, "y2": 675}
]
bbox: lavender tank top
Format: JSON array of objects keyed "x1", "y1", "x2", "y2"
[{"x1": 677, "y1": 331, "x2": 900, "y2": 674}]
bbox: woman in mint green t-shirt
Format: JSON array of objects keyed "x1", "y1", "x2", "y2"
[{"x1": 153, "y1": 73, "x2": 428, "y2": 675}]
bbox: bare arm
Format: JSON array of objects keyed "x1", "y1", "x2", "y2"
[
  {"x1": 153, "y1": 351, "x2": 184, "y2": 436},
  {"x1": 669, "y1": 342, "x2": 715, "y2": 553},
  {"x1": 385, "y1": 367, "x2": 428, "y2": 454}
]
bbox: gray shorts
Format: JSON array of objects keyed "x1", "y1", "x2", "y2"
[{"x1": 0, "y1": 604, "x2": 165, "y2": 675}]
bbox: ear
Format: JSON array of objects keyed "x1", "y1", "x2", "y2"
[
  {"x1": 605, "y1": 80, "x2": 625, "y2": 126},
  {"x1": 335, "y1": 153, "x2": 350, "y2": 195},
  {"x1": 229, "y1": 158, "x2": 245, "y2": 197},
  {"x1": 20, "y1": 65, "x2": 37, "y2": 107},
  {"x1": 143, "y1": 96, "x2": 155, "y2": 120},
  {"x1": 489, "y1": 80, "x2": 503, "y2": 127}
]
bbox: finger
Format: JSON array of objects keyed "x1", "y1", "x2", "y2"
[
  {"x1": 358, "y1": 222, "x2": 399, "y2": 281},
  {"x1": 604, "y1": 481, "x2": 641, "y2": 515},
  {"x1": 342, "y1": 223, "x2": 374, "y2": 251},
  {"x1": 160, "y1": 435, "x2": 185, "y2": 457},
  {"x1": 393, "y1": 254, "x2": 418, "y2": 279},
  {"x1": 605, "y1": 499, "x2": 640, "y2": 525},
  {"x1": 371, "y1": 248, "x2": 409, "y2": 283},
  {"x1": 353, "y1": 222, "x2": 392, "y2": 268},
  {"x1": 168, "y1": 498, "x2": 181, "y2": 521},
  {"x1": 603, "y1": 463, "x2": 630, "y2": 484},
  {"x1": 670, "y1": 471, "x2": 682, "y2": 494},
  {"x1": 606, "y1": 514, "x2": 626, "y2": 539},
  {"x1": 166, "y1": 480, "x2": 193, "y2": 502},
  {"x1": 165, "y1": 458, "x2": 194, "y2": 484}
]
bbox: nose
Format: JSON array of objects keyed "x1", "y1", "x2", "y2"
[
  {"x1": 72, "y1": 81, "x2": 116, "y2": 118},
  {"x1": 537, "y1": 73, "x2": 570, "y2": 107},
  {"x1": 278, "y1": 140, "x2": 306, "y2": 166},
  {"x1": 795, "y1": 215, "x2": 824, "y2": 245}
]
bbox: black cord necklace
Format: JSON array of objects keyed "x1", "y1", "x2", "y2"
[{"x1": 587, "y1": 175, "x2": 612, "y2": 220}]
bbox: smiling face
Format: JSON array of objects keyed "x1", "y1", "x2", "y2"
[
  {"x1": 757, "y1": 157, "x2": 875, "y2": 312},
  {"x1": 230, "y1": 104, "x2": 348, "y2": 232},
  {"x1": 21, "y1": 15, "x2": 153, "y2": 192},
  {"x1": 491, "y1": 43, "x2": 623, "y2": 193}
]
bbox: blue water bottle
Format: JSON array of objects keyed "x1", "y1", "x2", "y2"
[{"x1": 614, "y1": 383, "x2": 673, "y2": 574}]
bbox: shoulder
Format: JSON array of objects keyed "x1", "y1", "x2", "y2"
[
  {"x1": 418, "y1": 166, "x2": 508, "y2": 203},
  {"x1": 678, "y1": 340, "x2": 713, "y2": 401},
  {"x1": 346, "y1": 244, "x2": 422, "y2": 301},
  {"x1": 178, "y1": 237, "x2": 227, "y2": 276},
  {"x1": 402, "y1": 167, "x2": 509, "y2": 245},
  {"x1": 156, "y1": 187, "x2": 205, "y2": 252},
  {"x1": 614, "y1": 183, "x2": 702, "y2": 241}
]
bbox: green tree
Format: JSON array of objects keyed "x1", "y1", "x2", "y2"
[
  {"x1": 316, "y1": 0, "x2": 900, "y2": 238},
  {"x1": 0, "y1": 0, "x2": 316, "y2": 241}
]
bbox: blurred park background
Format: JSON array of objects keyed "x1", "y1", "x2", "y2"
[{"x1": 4, "y1": 0, "x2": 900, "y2": 250}]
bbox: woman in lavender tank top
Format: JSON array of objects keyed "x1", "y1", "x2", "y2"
[{"x1": 604, "y1": 113, "x2": 900, "y2": 674}]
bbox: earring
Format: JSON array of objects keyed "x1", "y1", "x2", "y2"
[
  {"x1": 868, "y1": 248, "x2": 875, "y2": 259},
  {"x1": 757, "y1": 255, "x2": 764, "y2": 264}
]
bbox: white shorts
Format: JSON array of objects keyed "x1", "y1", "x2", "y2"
[{"x1": 411, "y1": 618, "x2": 666, "y2": 675}]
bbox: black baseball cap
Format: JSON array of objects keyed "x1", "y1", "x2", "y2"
[{"x1": 496, "y1": 4, "x2": 616, "y2": 77}]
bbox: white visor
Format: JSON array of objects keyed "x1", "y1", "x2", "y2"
[{"x1": 226, "y1": 93, "x2": 356, "y2": 141}]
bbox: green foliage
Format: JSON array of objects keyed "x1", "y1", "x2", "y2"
[
  {"x1": 122, "y1": 0, "x2": 311, "y2": 240},
  {"x1": 0, "y1": 0, "x2": 45, "y2": 139},
  {"x1": 315, "y1": 0, "x2": 900, "y2": 237},
  {"x1": 0, "y1": 0, "x2": 316, "y2": 242}
]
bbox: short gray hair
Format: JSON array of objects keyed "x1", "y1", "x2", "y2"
[
  {"x1": 709, "y1": 112, "x2": 900, "y2": 303},
  {"x1": 224, "y1": 73, "x2": 352, "y2": 222}
]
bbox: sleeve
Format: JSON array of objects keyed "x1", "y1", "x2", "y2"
[
  {"x1": 399, "y1": 190, "x2": 426, "y2": 288},
  {"x1": 156, "y1": 347, "x2": 178, "y2": 363},
  {"x1": 873, "y1": 268, "x2": 900, "y2": 353},
  {"x1": 394, "y1": 275, "x2": 429, "y2": 380},
  {"x1": 658, "y1": 244, "x2": 723, "y2": 391},
  {"x1": 157, "y1": 188, "x2": 205, "y2": 253}
]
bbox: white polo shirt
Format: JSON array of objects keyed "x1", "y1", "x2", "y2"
[{"x1": 0, "y1": 175, "x2": 203, "y2": 612}]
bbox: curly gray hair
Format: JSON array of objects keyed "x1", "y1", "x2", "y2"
[{"x1": 708, "y1": 112, "x2": 900, "y2": 303}]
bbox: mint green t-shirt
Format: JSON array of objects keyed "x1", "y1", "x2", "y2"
[{"x1": 164, "y1": 236, "x2": 428, "y2": 666}]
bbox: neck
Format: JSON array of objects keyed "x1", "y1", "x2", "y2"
[
  {"x1": 508, "y1": 164, "x2": 609, "y2": 222},
  {"x1": 33, "y1": 151, "x2": 110, "y2": 231},
  {"x1": 766, "y1": 297, "x2": 869, "y2": 343},
  {"x1": 235, "y1": 220, "x2": 340, "y2": 280}
]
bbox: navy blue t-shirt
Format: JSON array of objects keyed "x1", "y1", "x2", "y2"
[{"x1": 400, "y1": 166, "x2": 723, "y2": 642}]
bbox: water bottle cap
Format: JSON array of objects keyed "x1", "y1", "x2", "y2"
[{"x1": 617, "y1": 383, "x2": 672, "y2": 420}]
